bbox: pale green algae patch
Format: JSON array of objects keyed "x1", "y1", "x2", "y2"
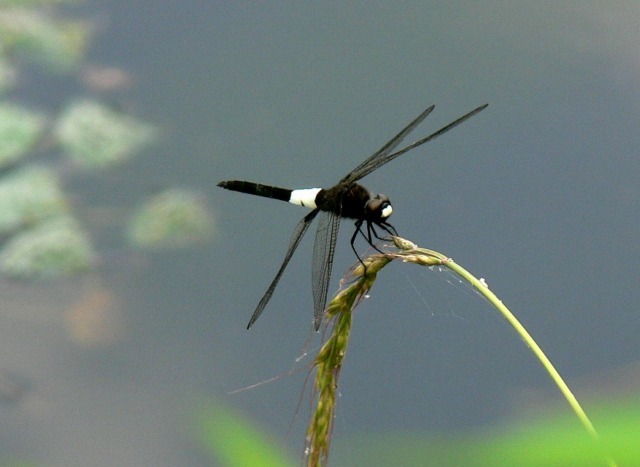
[
  {"x1": 127, "y1": 189, "x2": 213, "y2": 249},
  {"x1": 0, "y1": 103, "x2": 47, "y2": 168},
  {"x1": 0, "y1": 215, "x2": 94, "y2": 279},
  {"x1": 0, "y1": 165, "x2": 67, "y2": 235},
  {"x1": 54, "y1": 99, "x2": 156, "y2": 169},
  {"x1": 0, "y1": 6, "x2": 92, "y2": 71}
]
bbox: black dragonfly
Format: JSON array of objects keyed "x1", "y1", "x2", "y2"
[{"x1": 219, "y1": 103, "x2": 488, "y2": 330}]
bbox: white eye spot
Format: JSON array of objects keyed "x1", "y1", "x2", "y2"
[
  {"x1": 289, "y1": 188, "x2": 321, "y2": 208},
  {"x1": 381, "y1": 205, "x2": 393, "y2": 218}
]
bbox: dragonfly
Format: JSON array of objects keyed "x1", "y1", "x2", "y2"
[{"x1": 218, "y1": 103, "x2": 488, "y2": 330}]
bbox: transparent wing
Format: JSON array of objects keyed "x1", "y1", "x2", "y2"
[
  {"x1": 311, "y1": 211, "x2": 341, "y2": 330},
  {"x1": 342, "y1": 105, "x2": 435, "y2": 184},
  {"x1": 247, "y1": 209, "x2": 320, "y2": 329},
  {"x1": 344, "y1": 104, "x2": 488, "y2": 183}
]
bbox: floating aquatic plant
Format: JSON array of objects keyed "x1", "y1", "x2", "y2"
[
  {"x1": 0, "y1": 165, "x2": 67, "y2": 235},
  {"x1": 0, "y1": 4, "x2": 211, "y2": 283},
  {"x1": 0, "y1": 215, "x2": 94, "y2": 279},
  {"x1": 0, "y1": 102, "x2": 47, "y2": 168},
  {"x1": 54, "y1": 98, "x2": 156, "y2": 169},
  {"x1": 127, "y1": 188, "x2": 213, "y2": 249},
  {"x1": 0, "y1": 6, "x2": 92, "y2": 71}
]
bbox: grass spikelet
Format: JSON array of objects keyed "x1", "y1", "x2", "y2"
[
  {"x1": 304, "y1": 236, "x2": 616, "y2": 467},
  {"x1": 304, "y1": 253, "x2": 391, "y2": 466}
]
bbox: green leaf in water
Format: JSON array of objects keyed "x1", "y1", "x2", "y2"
[
  {"x1": 0, "y1": 165, "x2": 67, "y2": 235},
  {"x1": 127, "y1": 189, "x2": 213, "y2": 249},
  {"x1": 0, "y1": 215, "x2": 94, "y2": 279},
  {"x1": 54, "y1": 99, "x2": 156, "y2": 169},
  {"x1": 0, "y1": 102, "x2": 46, "y2": 168},
  {"x1": 0, "y1": 7, "x2": 92, "y2": 72}
]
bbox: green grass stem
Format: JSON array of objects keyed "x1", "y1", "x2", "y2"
[{"x1": 304, "y1": 236, "x2": 616, "y2": 467}]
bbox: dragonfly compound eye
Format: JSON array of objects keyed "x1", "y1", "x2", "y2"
[{"x1": 366, "y1": 194, "x2": 393, "y2": 219}]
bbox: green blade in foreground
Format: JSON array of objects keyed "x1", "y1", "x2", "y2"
[{"x1": 196, "y1": 398, "x2": 296, "y2": 467}]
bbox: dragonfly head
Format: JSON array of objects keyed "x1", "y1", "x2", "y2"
[{"x1": 365, "y1": 193, "x2": 393, "y2": 221}]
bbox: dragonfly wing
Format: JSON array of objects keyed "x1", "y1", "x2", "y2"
[
  {"x1": 247, "y1": 208, "x2": 320, "y2": 329},
  {"x1": 311, "y1": 211, "x2": 341, "y2": 330},
  {"x1": 350, "y1": 104, "x2": 489, "y2": 181},
  {"x1": 341, "y1": 105, "x2": 435, "y2": 183}
]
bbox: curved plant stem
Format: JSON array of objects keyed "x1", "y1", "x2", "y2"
[{"x1": 304, "y1": 236, "x2": 616, "y2": 467}]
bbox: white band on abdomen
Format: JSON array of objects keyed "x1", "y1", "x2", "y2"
[{"x1": 289, "y1": 188, "x2": 322, "y2": 208}]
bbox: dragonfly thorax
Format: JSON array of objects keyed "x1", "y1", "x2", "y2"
[{"x1": 315, "y1": 182, "x2": 392, "y2": 221}]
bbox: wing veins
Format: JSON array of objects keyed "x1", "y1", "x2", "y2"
[
  {"x1": 345, "y1": 104, "x2": 488, "y2": 183},
  {"x1": 247, "y1": 209, "x2": 319, "y2": 329},
  {"x1": 341, "y1": 105, "x2": 435, "y2": 183},
  {"x1": 311, "y1": 212, "x2": 341, "y2": 330}
]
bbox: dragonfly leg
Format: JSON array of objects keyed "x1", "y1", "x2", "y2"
[
  {"x1": 376, "y1": 220, "x2": 398, "y2": 237},
  {"x1": 351, "y1": 220, "x2": 366, "y2": 267},
  {"x1": 365, "y1": 222, "x2": 386, "y2": 254},
  {"x1": 350, "y1": 219, "x2": 378, "y2": 278},
  {"x1": 351, "y1": 219, "x2": 398, "y2": 278}
]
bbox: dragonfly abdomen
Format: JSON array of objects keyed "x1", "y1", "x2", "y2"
[
  {"x1": 218, "y1": 180, "x2": 322, "y2": 209},
  {"x1": 218, "y1": 180, "x2": 292, "y2": 202}
]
